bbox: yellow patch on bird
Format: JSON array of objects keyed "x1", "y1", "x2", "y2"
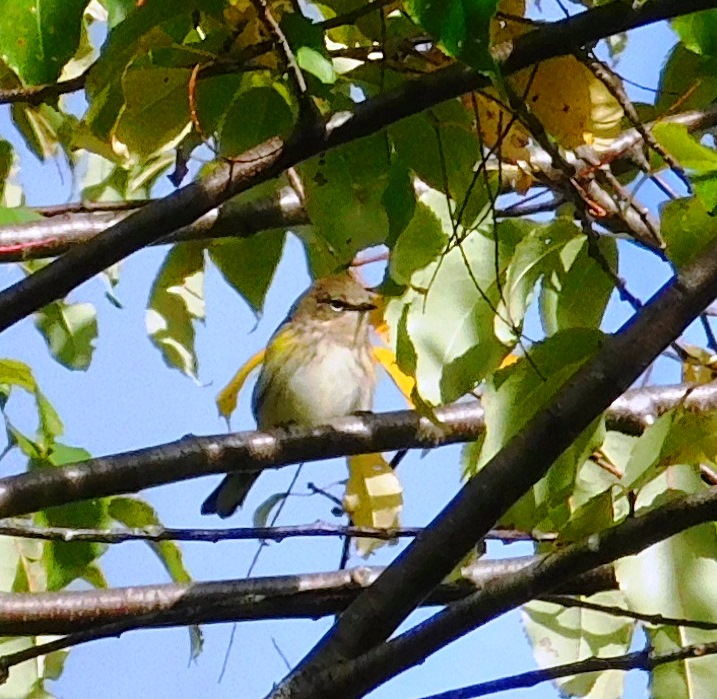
[{"x1": 345, "y1": 453, "x2": 403, "y2": 557}]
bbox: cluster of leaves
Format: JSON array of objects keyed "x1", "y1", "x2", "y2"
[{"x1": 3, "y1": 0, "x2": 717, "y2": 697}]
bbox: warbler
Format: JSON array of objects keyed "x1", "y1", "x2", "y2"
[{"x1": 201, "y1": 271, "x2": 377, "y2": 517}]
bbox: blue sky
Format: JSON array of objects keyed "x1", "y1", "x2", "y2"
[{"x1": 0, "y1": 14, "x2": 697, "y2": 699}]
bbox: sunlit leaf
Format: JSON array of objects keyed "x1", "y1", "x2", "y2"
[
  {"x1": 35, "y1": 301, "x2": 98, "y2": 371},
  {"x1": 344, "y1": 453, "x2": 403, "y2": 557},
  {"x1": 0, "y1": 0, "x2": 88, "y2": 85},
  {"x1": 146, "y1": 242, "x2": 206, "y2": 379},
  {"x1": 208, "y1": 230, "x2": 285, "y2": 315}
]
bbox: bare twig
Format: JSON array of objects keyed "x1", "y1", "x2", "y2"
[{"x1": 414, "y1": 640, "x2": 717, "y2": 699}]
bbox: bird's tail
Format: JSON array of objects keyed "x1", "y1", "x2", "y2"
[{"x1": 200, "y1": 473, "x2": 259, "y2": 518}]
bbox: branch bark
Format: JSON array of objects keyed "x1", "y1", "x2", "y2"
[
  {"x1": 0, "y1": 557, "x2": 614, "y2": 636},
  {"x1": 2, "y1": 102, "x2": 717, "y2": 263},
  {"x1": 293, "y1": 486, "x2": 717, "y2": 698},
  {"x1": 0, "y1": 383, "x2": 715, "y2": 518},
  {"x1": 1, "y1": 0, "x2": 714, "y2": 332}
]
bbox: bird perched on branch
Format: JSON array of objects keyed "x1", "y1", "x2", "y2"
[{"x1": 201, "y1": 271, "x2": 377, "y2": 517}]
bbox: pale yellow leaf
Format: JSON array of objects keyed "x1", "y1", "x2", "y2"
[
  {"x1": 215, "y1": 348, "x2": 266, "y2": 420},
  {"x1": 345, "y1": 453, "x2": 403, "y2": 557}
]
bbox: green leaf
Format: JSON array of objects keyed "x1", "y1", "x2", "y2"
[
  {"x1": 86, "y1": 0, "x2": 214, "y2": 142},
  {"x1": 0, "y1": 536, "x2": 20, "y2": 592},
  {"x1": 539, "y1": 235, "x2": 617, "y2": 336},
  {"x1": 615, "y1": 465, "x2": 717, "y2": 698},
  {"x1": 405, "y1": 0, "x2": 499, "y2": 71},
  {"x1": 113, "y1": 66, "x2": 192, "y2": 160},
  {"x1": 219, "y1": 86, "x2": 294, "y2": 157},
  {"x1": 660, "y1": 196, "x2": 717, "y2": 268},
  {"x1": 523, "y1": 592, "x2": 634, "y2": 699},
  {"x1": 32, "y1": 444, "x2": 109, "y2": 591},
  {"x1": 253, "y1": 492, "x2": 288, "y2": 529},
  {"x1": 673, "y1": 10, "x2": 717, "y2": 57},
  {"x1": 495, "y1": 219, "x2": 576, "y2": 343},
  {"x1": 654, "y1": 124, "x2": 717, "y2": 213},
  {"x1": 395, "y1": 305, "x2": 417, "y2": 378},
  {"x1": 390, "y1": 104, "x2": 488, "y2": 226},
  {"x1": 656, "y1": 45, "x2": 717, "y2": 115},
  {"x1": 208, "y1": 230, "x2": 285, "y2": 316},
  {"x1": 302, "y1": 134, "x2": 392, "y2": 266},
  {"x1": 474, "y1": 329, "x2": 606, "y2": 530},
  {"x1": 0, "y1": 358, "x2": 63, "y2": 451},
  {"x1": 0, "y1": 0, "x2": 88, "y2": 85},
  {"x1": 11, "y1": 103, "x2": 64, "y2": 161},
  {"x1": 382, "y1": 163, "x2": 415, "y2": 246},
  {"x1": 34, "y1": 301, "x2": 98, "y2": 371},
  {"x1": 146, "y1": 242, "x2": 206, "y2": 379},
  {"x1": 388, "y1": 201, "x2": 448, "y2": 285},
  {"x1": 0, "y1": 205, "x2": 43, "y2": 225},
  {"x1": 108, "y1": 497, "x2": 193, "y2": 584},
  {"x1": 296, "y1": 47, "x2": 336, "y2": 84},
  {"x1": 385, "y1": 190, "x2": 516, "y2": 404}
]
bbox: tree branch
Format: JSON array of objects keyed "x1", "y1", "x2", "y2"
[
  {"x1": 1, "y1": 0, "x2": 714, "y2": 332},
  {"x1": 542, "y1": 594, "x2": 717, "y2": 632},
  {"x1": 0, "y1": 383, "x2": 715, "y2": 518},
  {"x1": 2, "y1": 100, "x2": 715, "y2": 263},
  {"x1": 294, "y1": 485, "x2": 717, "y2": 698},
  {"x1": 0, "y1": 521, "x2": 554, "y2": 545},
  {"x1": 0, "y1": 557, "x2": 614, "y2": 636},
  {"x1": 0, "y1": 188, "x2": 307, "y2": 262},
  {"x1": 415, "y1": 641, "x2": 717, "y2": 699}
]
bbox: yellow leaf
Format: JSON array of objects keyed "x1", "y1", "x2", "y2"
[
  {"x1": 344, "y1": 453, "x2": 403, "y2": 557},
  {"x1": 372, "y1": 346, "x2": 415, "y2": 406},
  {"x1": 215, "y1": 348, "x2": 265, "y2": 420},
  {"x1": 681, "y1": 344, "x2": 717, "y2": 384}
]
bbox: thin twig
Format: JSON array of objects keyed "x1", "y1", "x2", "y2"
[
  {"x1": 414, "y1": 641, "x2": 717, "y2": 699},
  {"x1": 542, "y1": 594, "x2": 717, "y2": 632}
]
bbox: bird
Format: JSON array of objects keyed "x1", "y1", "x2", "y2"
[{"x1": 201, "y1": 271, "x2": 377, "y2": 517}]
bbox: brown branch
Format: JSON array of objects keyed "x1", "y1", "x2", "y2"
[
  {"x1": 272, "y1": 206, "x2": 717, "y2": 695},
  {"x1": 0, "y1": 557, "x2": 614, "y2": 636},
  {"x1": 0, "y1": 383, "x2": 716, "y2": 519},
  {"x1": 0, "y1": 188, "x2": 307, "y2": 262},
  {"x1": 2, "y1": 102, "x2": 717, "y2": 263},
  {"x1": 0, "y1": 71, "x2": 88, "y2": 106},
  {"x1": 2, "y1": 0, "x2": 715, "y2": 332}
]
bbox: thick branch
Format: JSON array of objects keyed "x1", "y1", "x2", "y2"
[
  {"x1": 300, "y1": 486, "x2": 717, "y2": 697},
  {"x1": 0, "y1": 188, "x2": 307, "y2": 262},
  {"x1": 3, "y1": 102, "x2": 717, "y2": 263},
  {"x1": 0, "y1": 384, "x2": 715, "y2": 518},
  {"x1": 1, "y1": 0, "x2": 714, "y2": 331},
  {"x1": 0, "y1": 557, "x2": 613, "y2": 636},
  {"x1": 272, "y1": 217, "x2": 717, "y2": 692}
]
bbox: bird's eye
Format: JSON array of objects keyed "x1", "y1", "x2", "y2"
[{"x1": 329, "y1": 299, "x2": 344, "y2": 311}]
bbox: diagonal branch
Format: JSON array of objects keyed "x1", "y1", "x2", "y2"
[
  {"x1": 296, "y1": 485, "x2": 717, "y2": 697},
  {"x1": 1, "y1": 0, "x2": 714, "y2": 332}
]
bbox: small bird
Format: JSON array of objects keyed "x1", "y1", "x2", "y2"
[{"x1": 201, "y1": 271, "x2": 377, "y2": 517}]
